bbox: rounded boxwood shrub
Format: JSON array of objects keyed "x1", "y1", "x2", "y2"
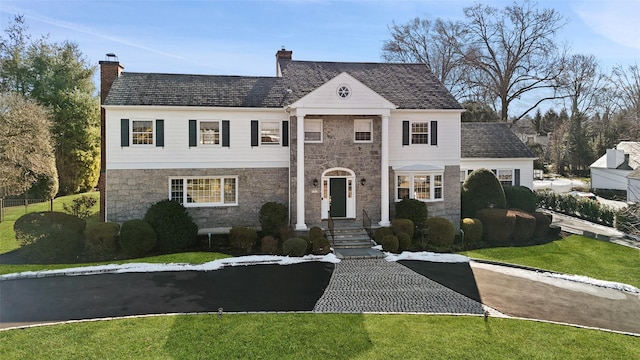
[
  {"x1": 143, "y1": 200, "x2": 198, "y2": 253},
  {"x1": 391, "y1": 218, "x2": 414, "y2": 238},
  {"x1": 395, "y1": 199, "x2": 428, "y2": 231},
  {"x1": 260, "y1": 235, "x2": 280, "y2": 255},
  {"x1": 230, "y1": 226, "x2": 258, "y2": 253},
  {"x1": 396, "y1": 232, "x2": 412, "y2": 252},
  {"x1": 85, "y1": 222, "x2": 120, "y2": 258},
  {"x1": 509, "y1": 209, "x2": 536, "y2": 244},
  {"x1": 14, "y1": 212, "x2": 86, "y2": 262},
  {"x1": 380, "y1": 235, "x2": 399, "y2": 253},
  {"x1": 475, "y1": 208, "x2": 516, "y2": 244},
  {"x1": 531, "y1": 212, "x2": 551, "y2": 241},
  {"x1": 425, "y1": 217, "x2": 455, "y2": 246},
  {"x1": 503, "y1": 185, "x2": 537, "y2": 213},
  {"x1": 308, "y1": 226, "x2": 324, "y2": 240},
  {"x1": 283, "y1": 237, "x2": 308, "y2": 257},
  {"x1": 460, "y1": 218, "x2": 483, "y2": 244},
  {"x1": 119, "y1": 219, "x2": 157, "y2": 258},
  {"x1": 461, "y1": 168, "x2": 506, "y2": 218},
  {"x1": 374, "y1": 227, "x2": 394, "y2": 245},
  {"x1": 312, "y1": 236, "x2": 331, "y2": 255},
  {"x1": 259, "y1": 202, "x2": 288, "y2": 237}
]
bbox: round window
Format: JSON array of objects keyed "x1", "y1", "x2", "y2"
[{"x1": 336, "y1": 85, "x2": 351, "y2": 99}]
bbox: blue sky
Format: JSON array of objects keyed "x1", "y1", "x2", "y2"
[{"x1": 1, "y1": 0, "x2": 639, "y2": 83}]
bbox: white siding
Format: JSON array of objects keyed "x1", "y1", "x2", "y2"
[
  {"x1": 591, "y1": 168, "x2": 631, "y2": 191},
  {"x1": 105, "y1": 106, "x2": 290, "y2": 169},
  {"x1": 389, "y1": 110, "x2": 461, "y2": 168},
  {"x1": 460, "y1": 158, "x2": 535, "y2": 189}
]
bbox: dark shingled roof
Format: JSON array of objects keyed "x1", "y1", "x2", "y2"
[
  {"x1": 461, "y1": 123, "x2": 536, "y2": 158},
  {"x1": 104, "y1": 59, "x2": 462, "y2": 110}
]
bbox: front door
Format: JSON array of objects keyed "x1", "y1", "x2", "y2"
[{"x1": 329, "y1": 178, "x2": 347, "y2": 218}]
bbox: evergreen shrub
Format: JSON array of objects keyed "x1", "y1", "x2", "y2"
[
  {"x1": 143, "y1": 200, "x2": 198, "y2": 252},
  {"x1": 283, "y1": 237, "x2": 308, "y2": 257},
  {"x1": 84, "y1": 222, "x2": 120, "y2": 258},
  {"x1": 531, "y1": 212, "x2": 551, "y2": 241},
  {"x1": 260, "y1": 235, "x2": 279, "y2": 255},
  {"x1": 119, "y1": 219, "x2": 156, "y2": 258},
  {"x1": 461, "y1": 168, "x2": 506, "y2": 218},
  {"x1": 259, "y1": 202, "x2": 288, "y2": 237},
  {"x1": 380, "y1": 235, "x2": 399, "y2": 253},
  {"x1": 510, "y1": 209, "x2": 536, "y2": 244},
  {"x1": 14, "y1": 212, "x2": 86, "y2": 261},
  {"x1": 475, "y1": 208, "x2": 516, "y2": 244},
  {"x1": 460, "y1": 218, "x2": 483, "y2": 244},
  {"x1": 230, "y1": 227, "x2": 258, "y2": 253},
  {"x1": 396, "y1": 232, "x2": 412, "y2": 252},
  {"x1": 391, "y1": 218, "x2": 414, "y2": 238},
  {"x1": 395, "y1": 199, "x2": 428, "y2": 230},
  {"x1": 425, "y1": 217, "x2": 455, "y2": 246},
  {"x1": 503, "y1": 185, "x2": 537, "y2": 212},
  {"x1": 374, "y1": 227, "x2": 394, "y2": 244}
]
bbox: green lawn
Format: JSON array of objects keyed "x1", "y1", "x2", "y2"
[
  {"x1": 0, "y1": 192, "x2": 100, "y2": 254},
  {"x1": 1, "y1": 314, "x2": 637, "y2": 359},
  {"x1": 461, "y1": 235, "x2": 640, "y2": 288}
]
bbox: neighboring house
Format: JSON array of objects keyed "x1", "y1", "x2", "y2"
[
  {"x1": 460, "y1": 122, "x2": 537, "y2": 189},
  {"x1": 99, "y1": 49, "x2": 464, "y2": 231},
  {"x1": 590, "y1": 142, "x2": 640, "y2": 193}
]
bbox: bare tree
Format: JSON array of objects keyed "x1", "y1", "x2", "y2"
[
  {"x1": 557, "y1": 54, "x2": 607, "y2": 116},
  {"x1": 0, "y1": 92, "x2": 58, "y2": 198},
  {"x1": 459, "y1": 1, "x2": 568, "y2": 122},
  {"x1": 611, "y1": 63, "x2": 640, "y2": 136}
]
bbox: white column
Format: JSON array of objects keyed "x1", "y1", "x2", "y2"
[
  {"x1": 295, "y1": 115, "x2": 307, "y2": 230},
  {"x1": 379, "y1": 114, "x2": 391, "y2": 226}
]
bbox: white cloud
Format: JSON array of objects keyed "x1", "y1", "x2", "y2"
[{"x1": 574, "y1": 0, "x2": 640, "y2": 51}]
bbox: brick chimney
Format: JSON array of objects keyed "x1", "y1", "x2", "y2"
[
  {"x1": 98, "y1": 53, "x2": 124, "y2": 221},
  {"x1": 276, "y1": 47, "x2": 292, "y2": 76}
]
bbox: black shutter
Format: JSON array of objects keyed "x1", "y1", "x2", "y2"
[
  {"x1": 156, "y1": 119, "x2": 164, "y2": 147},
  {"x1": 514, "y1": 169, "x2": 520, "y2": 186},
  {"x1": 189, "y1": 120, "x2": 197, "y2": 147},
  {"x1": 121, "y1": 119, "x2": 129, "y2": 147},
  {"x1": 251, "y1": 120, "x2": 259, "y2": 147},
  {"x1": 430, "y1": 121, "x2": 438, "y2": 145},
  {"x1": 222, "y1": 120, "x2": 230, "y2": 147},
  {"x1": 402, "y1": 121, "x2": 410, "y2": 146},
  {"x1": 282, "y1": 120, "x2": 289, "y2": 147}
]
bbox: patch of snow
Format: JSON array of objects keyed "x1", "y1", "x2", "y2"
[
  {"x1": 372, "y1": 245, "x2": 383, "y2": 251},
  {"x1": 544, "y1": 272, "x2": 640, "y2": 294},
  {"x1": 385, "y1": 251, "x2": 470, "y2": 263},
  {"x1": 0, "y1": 254, "x2": 341, "y2": 280}
]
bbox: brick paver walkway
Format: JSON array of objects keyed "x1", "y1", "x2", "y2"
[{"x1": 313, "y1": 258, "x2": 484, "y2": 314}]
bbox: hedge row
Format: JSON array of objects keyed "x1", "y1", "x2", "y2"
[{"x1": 536, "y1": 190, "x2": 615, "y2": 226}]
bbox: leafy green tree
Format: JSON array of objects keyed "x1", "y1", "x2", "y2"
[
  {"x1": 565, "y1": 111, "x2": 593, "y2": 174},
  {"x1": 0, "y1": 15, "x2": 99, "y2": 195},
  {"x1": 0, "y1": 92, "x2": 58, "y2": 198}
]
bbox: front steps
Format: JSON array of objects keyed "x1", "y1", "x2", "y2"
[{"x1": 325, "y1": 227, "x2": 384, "y2": 259}]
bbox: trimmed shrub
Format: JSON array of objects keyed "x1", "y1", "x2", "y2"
[
  {"x1": 85, "y1": 222, "x2": 120, "y2": 258},
  {"x1": 312, "y1": 236, "x2": 331, "y2": 255},
  {"x1": 309, "y1": 226, "x2": 324, "y2": 240},
  {"x1": 396, "y1": 232, "x2": 412, "y2": 252},
  {"x1": 230, "y1": 227, "x2": 258, "y2": 253},
  {"x1": 374, "y1": 227, "x2": 394, "y2": 245},
  {"x1": 395, "y1": 199, "x2": 428, "y2": 231},
  {"x1": 14, "y1": 212, "x2": 86, "y2": 262},
  {"x1": 380, "y1": 235, "x2": 399, "y2": 253},
  {"x1": 425, "y1": 217, "x2": 455, "y2": 246},
  {"x1": 509, "y1": 209, "x2": 536, "y2": 244},
  {"x1": 260, "y1": 236, "x2": 280, "y2": 255},
  {"x1": 461, "y1": 168, "x2": 506, "y2": 218},
  {"x1": 460, "y1": 218, "x2": 483, "y2": 244},
  {"x1": 283, "y1": 237, "x2": 308, "y2": 257},
  {"x1": 391, "y1": 218, "x2": 414, "y2": 238},
  {"x1": 143, "y1": 200, "x2": 198, "y2": 252},
  {"x1": 504, "y1": 186, "x2": 537, "y2": 213},
  {"x1": 63, "y1": 195, "x2": 98, "y2": 220},
  {"x1": 119, "y1": 219, "x2": 156, "y2": 258},
  {"x1": 531, "y1": 212, "x2": 551, "y2": 241},
  {"x1": 475, "y1": 208, "x2": 516, "y2": 244},
  {"x1": 259, "y1": 202, "x2": 288, "y2": 237},
  {"x1": 279, "y1": 225, "x2": 295, "y2": 243}
]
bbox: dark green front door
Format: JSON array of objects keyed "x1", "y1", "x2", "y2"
[{"x1": 329, "y1": 178, "x2": 347, "y2": 218}]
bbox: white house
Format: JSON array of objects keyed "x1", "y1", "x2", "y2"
[
  {"x1": 460, "y1": 122, "x2": 536, "y2": 189},
  {"x1": 99, "y1": 49, "x2": 464, "y2": 231},
  {"x1": 590, "y1": 142, "x2": 640, "y2": 192}
]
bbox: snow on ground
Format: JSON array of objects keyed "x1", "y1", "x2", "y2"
[
  {"x1": 545, "y1": 272, "x2": 640, "y2": 294},
  {"x1": 385, "y1": 251, "x2": 470, "y2": 263}
]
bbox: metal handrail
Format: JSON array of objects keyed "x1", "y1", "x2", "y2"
[
  {"x1": 327, "y1": 215, "x2": 335, "y2": 246},
  {"x1": 362, "y1": 209, "x2": 372, "y2": 239}
]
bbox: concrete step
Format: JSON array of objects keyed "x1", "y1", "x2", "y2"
[{"x1": 326, "y1": 228, "x2": 373, "y2": 249}]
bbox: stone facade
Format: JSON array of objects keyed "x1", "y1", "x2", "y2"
[
  {"x1": 290, "y1": 115, "x2": 383, "y2": 226},
  {"x1": 106, "y1": 167, "x2": 288, "y2": 228}
]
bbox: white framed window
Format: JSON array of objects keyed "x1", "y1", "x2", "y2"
[
  {"x1": 169, "y1": 176, "x2": 238, "y2": 207},
  {"x1": 411, "y1": 122, "x2": 429, "y2": 144},
  {"x1": 496, "y1": 169, "x2": 514, "y2": 186},
  {"x1": 260, "y1": 121, "x2": 280, "y2": 145},
  {"x1": 354, "y1": 119, "x2": 372, "y2": 142},
  {"x1": 395, "y1": 173, "x2": 443, "y2": 202},
  {"x1": 132, "y1": 120, "x2": 153, "y2": 145},
  {"x1": 200, "y1": 121, "x2": 220, "y2": 145},
  {"x1": 305, "y1": 119, "x2": 323, "y2": 143}
]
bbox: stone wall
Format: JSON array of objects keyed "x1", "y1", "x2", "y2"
[{"x1": 106, "y1": 167, "x2": 289, "y2": 229}]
